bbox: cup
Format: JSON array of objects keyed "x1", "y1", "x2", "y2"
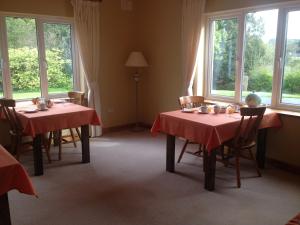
[
  {"x1": 200, "y1": 105, "x2": 208, "y2": 113},
  {"x1": 219, "y1": 106, "x2": 226, "y2": 113},
  {"x1": 186, "y1": 102, "x2": 193, "y2": 109},
  {"x1": 213, "y1": 105, "x2": 220, "y2": 114},
  {"x1": 46, "y1": 99, "x2": 53, "y2": 108}
]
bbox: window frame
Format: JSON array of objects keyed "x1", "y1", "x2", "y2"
[
  {"x1": 0, "y1": 11, "x2": 80, "y2": 100},
  {"x1": 204, "y1": 0, "x2": 300, "y2": 111}
]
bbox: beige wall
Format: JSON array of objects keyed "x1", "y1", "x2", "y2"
[
  {"x1": 267, "y1": 115, "x2": 300, "y2": 166},
  {"x1": 206, "y1": 0, "x2": 288, "y2": 12},
  {"x1": 0, "y1": 0, "x2": 73, "y2": 17},
  {"x1": 98, "y1": 0, "x2": 137, "y2": 127},
  {"x1": 135, "y1": 0, "x2": 182, "y2": 124}
]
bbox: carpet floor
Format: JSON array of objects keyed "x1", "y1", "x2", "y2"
[{"x1": 9, "y1": 130, "x2": 300, "y2": 225}]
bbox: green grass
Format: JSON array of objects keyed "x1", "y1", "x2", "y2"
[{"x1": 212, "y1": 90, "x2": 300, "y2": 99}]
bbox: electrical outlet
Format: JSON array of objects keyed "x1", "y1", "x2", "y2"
[{"x1": 107, "y1": 108, "x2": 114, "y2": 113}]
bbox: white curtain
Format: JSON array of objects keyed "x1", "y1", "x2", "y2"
[
  {"x1": 71, "y1": 0, "x2": 102, "y2": 136},
  {"x1": 182, "y1": 0, "x2": 206, "y2": 96}
]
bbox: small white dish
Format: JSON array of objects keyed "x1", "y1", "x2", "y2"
[
  {"x1": 52, "y1": 99, "x2": 66, "y2": 104},
  {"x1": 182, "y1": 108, "x2": 194, "y2": 113},
  {"x1": 198, "y1": 110, "x2": 208, "y2": 114},
  {"x1": 24, "y1": 109, "x2": 38, "y2": 113}
]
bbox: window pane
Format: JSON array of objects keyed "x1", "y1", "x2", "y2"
[
  {"x1": 6, "y1": 17, "x2": 41, "y2": 100},
  {"x1": 242, "y1": 10, "x2": 278, "y2": 105},
  {"x1": 281, "y1": 11, "x2": 300, "y2": 105},
  {"x1": 44, "y1": 23, "x2": 73, "y2": 95},
  {"x1": 211, "y1": 18, "x2": 238, "y2": 97}
]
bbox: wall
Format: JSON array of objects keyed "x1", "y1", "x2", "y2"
[
  {"x1": 0, "y1": 0, "x2": 73, "y2": 17},
  {"x1": 135, "y1": 0, "x2": 182, "y2": 124},
  {"x1": 98, "y1": 0, "x2": 136, "y2": 127},
  {"x1": 206, "y1": 0, "x2": 289, "y2": 12},
  {"x1": 0, "y1": 0, "x2": 137, "y2": 129}
]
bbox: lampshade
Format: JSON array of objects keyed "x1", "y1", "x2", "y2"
[{"x1": 125, "y1": 51, "x2": 148, "y2": 67}]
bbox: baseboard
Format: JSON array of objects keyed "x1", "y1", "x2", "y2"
[
  {"x1": 266, "y1": 158, "x2": 300, "y2": 175},
  {"x1": 102, "y1": 123, "x2": 151, "y2": 134}
]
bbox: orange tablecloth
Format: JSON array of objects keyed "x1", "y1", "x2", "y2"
[
  {"x1": 151, "y1": 109, "x2": 282, "y2": 152},
  {"x1": 16, "y1": 103, "x2": 101, "y2": 137},
  {"x1": 0, "y1": 145, "x2": 36, "y2": 196}
]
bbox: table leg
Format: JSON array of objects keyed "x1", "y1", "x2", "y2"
[
  {"x1": 0, "y1": 193, "x2": 12, "y2": 225},
  {"x1": 166, "y1": 134, "x2": 175, "y2": 172},
  {"x1": 204, "y1": 150, "x2": 216, "y2": 191},
  {"x1": 257, "y1": 129, "x2": 267, "y2": 169},
  {"x1": 33, "y1": 134, "x2": 43, "y2": 176},
  {"x1": 81, "y1": 124, "x2": 90, "y2": 163}
]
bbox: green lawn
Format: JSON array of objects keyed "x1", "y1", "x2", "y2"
[
  {"x1": 11, "y1": 88, "x2": 69, "y2": 100},
  {"x1": 212, "y1": 90, "x2": 300, "y2": 99}
]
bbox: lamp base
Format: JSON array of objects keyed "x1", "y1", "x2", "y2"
[{"x1": 131, "y1": 123, "x2": 144, "y2": 132}]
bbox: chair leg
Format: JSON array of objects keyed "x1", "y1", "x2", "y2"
[
  {"x1": 235, "y1": 150, "x2": 241, "y2": 188},
  {"x1": 15, "y1": 135, "x2": 22, "y2": 161},
  {"x1": 75, "y1": 128, "x2": 81, "y2": 139},
  {"x1": 58, "y1": 130, "x2": 62, "y2": 160},
  {"x1": 177, "y1": 140, "x2": 189, "y2": 163},
  {"x1": 69, "y1": 128, "x2": 77, "y2": 148},
  {"x1": 43, "y1": 133, "x2": 51, "y2": 163},
  {"x1": 248, "y1": 148, "x2": 261, "y2": 177}
]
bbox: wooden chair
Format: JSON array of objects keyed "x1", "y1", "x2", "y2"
[
  {"x1": 177, "y1": 96, "x2": 205, "y2": 163},
  {"x1": 48, "y1": 91, "x2": 85, "y2": 160},
  {"x1": 222, "y1": 107, "x2": 266, "y2": 188},
  {"x1": 0, "y1": 98, "x2": 51, "y2": 162},
  {"x1": 178, "y1": 96, "x2": 205, "y2": 109}
]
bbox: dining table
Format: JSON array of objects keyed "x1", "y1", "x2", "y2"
[
  {"x1": 151, "y1": 108, "x2": 282, "y2": 191},
  {"x1": 0, "y1": 145, "x2": 36, "y2": 225},
  {"x1": 15, "y1": 101, "x2": 101, "y2": 176}
]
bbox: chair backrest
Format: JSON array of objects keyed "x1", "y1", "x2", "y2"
[
  {"x1": 178, "y1": 96, "x2": 205, "y2": 109},
  {"x1": 0, "y1": 98, "x2": 23, "y2": 136},
  {"x1": 233, "y1": 107, "x2": 266, "y2": 148},
  {"x1": 68, "y1": 91, "x2": 85, "y2": 105}
]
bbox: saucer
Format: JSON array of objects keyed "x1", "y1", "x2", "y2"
[
  {"x1": 38, "y1": 108, "x2": 48, "y2": 111},
  {"x1": 24, "y1": 109, "x2": 38, "y2": 113},
  {"x1": 182, "y1": 108, "x2": 195, "y2": 113},
  {"x1": 198, "y1": 111, "x2": 209, "y2": 114}
]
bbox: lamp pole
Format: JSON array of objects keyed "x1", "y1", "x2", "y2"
[
  {"x1": 125, "y1": 51, "x2": 148, "y2": 131},
  {"x1": 132, "y1": 72, "x2": 142, "y2": 131}
]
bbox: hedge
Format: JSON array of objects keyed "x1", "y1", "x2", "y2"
[{"x1": 8, "y1": 47, "x2": 72, "y2": 92}]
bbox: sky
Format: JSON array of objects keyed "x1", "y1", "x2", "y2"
[{"x1": 254, "y1": 9, "x2": 300, "y2": 43}]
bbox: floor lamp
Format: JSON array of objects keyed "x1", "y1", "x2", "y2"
[{"x1": 125, "y1": 51, "x2": 148, "y2": 131}]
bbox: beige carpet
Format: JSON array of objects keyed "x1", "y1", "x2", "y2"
[{"x1": 9, "y1": 130, "x2": 300, "y2": 225}]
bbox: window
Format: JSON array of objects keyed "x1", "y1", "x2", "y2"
[
  {"x1": 0, "y1": 42, "x2": 3, "y2": 98},
  {"x1": 210, "y1": 18, "x2": 238, "y2": 98},
  {"x1": 205, "y1": 3, "x2": 300, "y2": 110},
  {"x1": 281, "y1": 10, "x2": 300, "y2": 105},
  {"x1": 0, "y1": 13, "x2": 78, "y2": 100}
]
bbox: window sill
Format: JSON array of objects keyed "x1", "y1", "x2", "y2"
[{"x1": 204, "y1": 100, "x2": 300, "y2": 117}]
